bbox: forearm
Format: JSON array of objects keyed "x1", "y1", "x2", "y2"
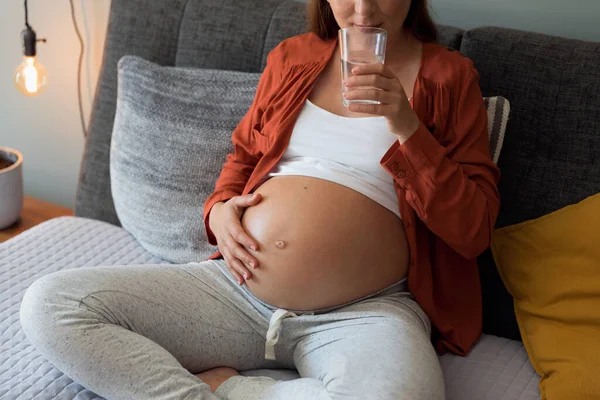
[
  {"x1": 403, "y1": 153, "x2": 499, "y2": 258},
  {"x1": 381, "y1": 123, "x2": 500, "y2": 259},
  {"x1": 208, "y1": 201, "x2": 225, "y2": 235},
  {"x1": 204, "y1": 193, "x2": 235, "y2": 246}
]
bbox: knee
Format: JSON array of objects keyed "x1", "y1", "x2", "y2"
[
  {"x1": 405, "y1": 367, "x2": 445, "y2": 400},
  {"x1": 326, "y1": 369, "x2": 444, "y2": 400},
  {"x1": 330, "y1": 332, "x2": 445, "y2": 400},
  {"x1": 20, "y1": 270, "x2": 78, "y2": 347},
  {"x1": 394, "y1": 334, "x2": 445, "y2": 400},
  {"x1": 361, "y1": 368, "x2": 444, "y2": 400},
  {"x1": 397, "y1": 345, "x2": 445, "y2": 400}
]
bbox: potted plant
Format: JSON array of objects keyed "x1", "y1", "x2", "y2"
[{"x1": 0, "y1": 147, "x2": 24, "y2": 229}]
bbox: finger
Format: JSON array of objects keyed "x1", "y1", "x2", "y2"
[
  {"x1": 228, "y1": 236, "x2": 258, "y2": 270},
  {"x1": 351, "y1": 63, "x2": 395, "y2": 79},
  {"x1": 223, "y1": 255, "x2": 245, "y2": 285},
  {"x1": 347, "y1": 102, "x2": 395, "y2": 116},
  {"x1": 223, "y1": 246, "x2": 251, "y2": 282},
  {"x1": 247, "y1": 192, "x2": 262, "y2": 204},
  {"x1": 344, "y1": 88, "x2": 397, "y2": 104},
  {"x1": 229, "y1": 223, "x2": 260, "y2": 253},
  {"x1": 235, "y1": 193, "x2": 261, "y2": 209},
  {"x1": 229, "y1": 266, "x2": 245, "y2": 285},
  {"x1": 230, "y1": 258, "x2": 252, "y2": 282},
  {"x1": 343, "y1": 74, "x2": 395, "y2": 91}
]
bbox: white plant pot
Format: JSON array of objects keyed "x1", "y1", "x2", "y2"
[{"x1": 0, "y1": 147, "x2": 24, "y2": 230}]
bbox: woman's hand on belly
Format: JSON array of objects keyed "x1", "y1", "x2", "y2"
[{"x1": 209, "y1": 193, "x2": 264, "y2": 285}]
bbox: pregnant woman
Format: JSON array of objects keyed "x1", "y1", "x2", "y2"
[{"x1": 20, "y1": 0, "x2": 500, "y2": 399}]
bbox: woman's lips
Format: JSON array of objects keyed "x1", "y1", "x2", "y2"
[{"x1": 353, "y1": 23, "x2": 383, "y2": 28}]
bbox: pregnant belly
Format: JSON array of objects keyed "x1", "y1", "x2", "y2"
[{"x1": 241, "y1": 176, "x2": 410, "y2": 311}]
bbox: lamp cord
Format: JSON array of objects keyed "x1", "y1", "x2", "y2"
[
  {"x1": 24, "y1": 0, "x2": 31, "y2": 29},
  {"x1": 69, "y1": 0, "x2": 87, "y2": 138},
  {"x1": 24, "y1": 0, "x2": 87, "y2": 137}
]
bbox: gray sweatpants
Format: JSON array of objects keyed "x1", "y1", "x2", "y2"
[{"x1": 19, "y1": 259, "x2": 444, "y2": 400}]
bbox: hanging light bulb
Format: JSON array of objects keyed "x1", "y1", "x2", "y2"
[
  {"x1": 14, "y1": 56, "x2": 48, "y2": 97},
  {"x1": 14, "y1": 1, "x2": 48, "y2": 97}
]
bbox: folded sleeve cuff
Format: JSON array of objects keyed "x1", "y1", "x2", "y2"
[{"x1": 380, "y1": 123, "x2": 446, "y2": 186}]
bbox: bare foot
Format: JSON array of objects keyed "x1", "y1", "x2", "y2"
[{"x1": 195, "y1": 367, "x2": 240, "y2": 393}]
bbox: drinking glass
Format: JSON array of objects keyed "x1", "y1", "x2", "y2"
[{"x1": 339, "y1": 27, "x2": 387, "y2": 107}]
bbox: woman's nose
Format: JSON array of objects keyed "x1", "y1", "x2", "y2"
[{"x1": 354, "y1": 0, "x2": 377, "y2": 17}]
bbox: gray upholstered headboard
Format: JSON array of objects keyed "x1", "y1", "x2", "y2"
[{"x1": 75, "y1": 0, "x2": 464, "y2": 226}]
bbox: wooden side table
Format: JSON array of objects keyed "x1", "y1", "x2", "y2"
[{"x1": 0, "y1": 196, "x2": 74, "y2": 243}]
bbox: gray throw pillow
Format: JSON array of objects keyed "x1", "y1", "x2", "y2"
[
  {"x1": 110, "y1": 55, "x2": 261, "y2": 263},
  {"x1": 110, "y1": 55, "x2": 510, "y2": 264}
]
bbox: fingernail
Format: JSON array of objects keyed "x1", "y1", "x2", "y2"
[
  {"x1": 249, "y1": 261, "x2": 255, "y2": 269},
  {"x1": 352, "y1": 67, "x2": 358, "y2": 74},
  {"x1": 243, "y1": 272, "x2": 250, "y2": 280},
  {"x1": 250, "y1": 245, "x2": 256, "y2": 251}
]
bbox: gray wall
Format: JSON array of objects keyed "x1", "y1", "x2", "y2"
[
  {"x1": 0, "y1": 0, "x2": 110, "y2": 208},
  {"x1": 1, "y1": 0, "x2": 598, "y2": 209},
  {"x1": 429, "y1": 0, "x2": 600, "y2": 42},
  {"x1": 301, "y1": 0, "x2": 600, "y2": 42}
]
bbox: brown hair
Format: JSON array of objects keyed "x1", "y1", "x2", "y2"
[{"x1": 308, "y1": 0, "x2": 438, "y2": 43}]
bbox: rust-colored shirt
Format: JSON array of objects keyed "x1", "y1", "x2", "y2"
[{"x1": 203, "y1": 33, "x2": 501, "y2": 356}]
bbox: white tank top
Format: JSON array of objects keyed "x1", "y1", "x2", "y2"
[{"x1": 260, "y1": 99, "x2": 401, "y2": 219}]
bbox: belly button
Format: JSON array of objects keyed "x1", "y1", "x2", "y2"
[{"x1": 275, "y1": 240, "x2": 286, "y2": 249}]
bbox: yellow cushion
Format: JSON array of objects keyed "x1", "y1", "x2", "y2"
[{"x1": 491, "y1": 192, "x2": 600, "y2": 400}]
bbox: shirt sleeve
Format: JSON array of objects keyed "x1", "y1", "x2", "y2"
[
  {"x1": 381, "y1": 69, "x2": 501, "y2": 259},
  {"x1": 203, "y1": 48, "x2": 282, "y2": 246}
]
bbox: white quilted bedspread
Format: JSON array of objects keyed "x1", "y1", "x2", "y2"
[{"x1": 0, "y1": 217, "x2": 540, "y2": 399}]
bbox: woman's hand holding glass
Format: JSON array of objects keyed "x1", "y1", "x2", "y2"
[
  {"x1": 343, "y1": 63, "x2": 421, "y2": 144},
  {"x1": 209, "y1": 193, "x2": 262, "y2": 285}
]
